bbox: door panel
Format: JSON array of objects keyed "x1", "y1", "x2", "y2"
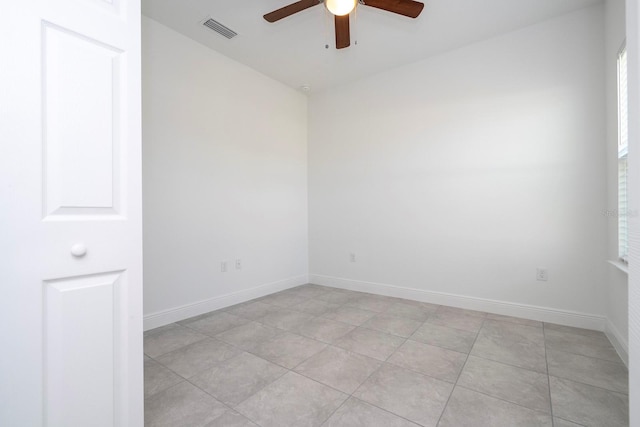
[
  {"x1": 44, "y1": 271, "x2": 123, "y2": 426},
  {"x1": 0, "y1": 0, "x2": 142, "y2": 425},
  {"x1": 43, "y1": 23, "x2": 122, "y2": 217}
]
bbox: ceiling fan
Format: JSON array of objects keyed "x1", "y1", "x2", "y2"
[{"x1": 263, "y1": 0, "x2": 425, "y2": 49}]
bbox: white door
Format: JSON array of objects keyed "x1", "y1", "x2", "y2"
[{"x1": 0, "y1": 0, "x2": 143, "y2": 425}]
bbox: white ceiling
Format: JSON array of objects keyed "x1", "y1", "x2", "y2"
[{"x1": 142, "y1": 0, "x2": 601, "y2": 93}]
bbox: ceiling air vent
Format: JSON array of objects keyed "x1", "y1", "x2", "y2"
[{"x1": 202, "y1": 18, "x2": 238, "y2": 40}]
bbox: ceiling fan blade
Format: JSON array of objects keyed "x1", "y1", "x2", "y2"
[
  {"x1": 263, "y1": 0, "x2": 321, "y2": 23},
  {"x1": 335, "y1": 14, "x2": 350, "y2": 49},
  {"x1": 361, "y1": 0, "x2": 424, "y2": 18}
]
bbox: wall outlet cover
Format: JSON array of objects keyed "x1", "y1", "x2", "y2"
[{"x1": 536, "y1": 268, "x2": 548, "y2": 281}]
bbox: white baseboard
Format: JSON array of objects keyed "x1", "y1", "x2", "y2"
[
  {"x1": 605, "y1": 318, "x2": 629, "y2": 367},
  {"x1": 143, "y1": 274, "x2": 308, "y2": 331},
  {"x1": 309, "y1": 274, "x2": 607, "y2": 331}
]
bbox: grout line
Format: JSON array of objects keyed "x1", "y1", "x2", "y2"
[
  {"x1": 381, "y1": 352, "x2": 463, "y2": 385},
  {"x1": 454, "y1": 384, "x2": 553, "y2": 417},
  {"x1": 290, "y1": 363, "x2": 361, "y2": 396},
  {"x1": 464, "y1": 352, "x2": 548, "y2": 375},
  {"x1": 317, "y1": 397, "x2": 349, "y2": 426},
  {"x1": 548, "y1": 374, "x2": 630, "y2": 396},
  {"x1": 435, "y1": 315, "x2": 484, "y2": 426},
  {"x1": 329, "y1": 315, "x2": 419, "y2": 425},
  {"x1": 144, "y1": 378, "x2": 187, "y2": 399},
  {"x1": 184, "y1": 374, "x2": 263, "y2": 425},
  {"x1": 544, "y1": 323, "x2": 556, "y2": 426},
  {"x1": 334, "y1": 396, "x2": 425, "y2": 427},
  {"x1": 293, "y1": 361, "x2": 432, "y2": 427},
  {"x1": 403, "y1": 336, "x2": 473, "y2": 356},
  {"x1": 553, "y1": 415, "x2": 588, "y2": 427},
  {"x1": 146, "y1": 378, "x2": 241, "y2": 425},
  {"x1": 195, "y1": 361, "x2": 290, "y2": 421},
  {"x1": 545, "y1": 343, "x2": 627, "y2": 366},
  {"x1": 286, "y1": 342, "x2": 332, "y2": 372},
  {"x1": 543, "y1": 323, "x2": 605, "y2": 337},
  {"x1": 544, "y1": 327, "x2": 629, "y2": 395}
]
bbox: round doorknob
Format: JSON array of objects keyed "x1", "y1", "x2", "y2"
[{"x1": 71, "y1": 243, "x2": 87, "y2": 257}]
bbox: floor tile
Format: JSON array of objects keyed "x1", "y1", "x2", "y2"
[
  {"x1": 317, "y1": 291, "x2": 359, "y2": 305},
  {"x1": 215, "y1": 321, "x2": 282, "y2": 351},
  {"x1": 330, "y1": 288, "x2": 363, "y2": 296},
  {"x1": 323, "y1": 397, "x2": 420, "y2": 427},
  {"x1": 299, "y1": 284, "x2": 336, "y2": 292},
  {"x1": 142, "y1": 291, "x2": 629, "y2": 427},
  {"x1": 544, "y1": 323, "x2": 604, "y2": 338},
  {"x1": 437, "y1": 306, "x2": 487, "y2": 318},
  {"x1": 387, "y1": 340, "x2": 467, "y2": 383},
  {"x1": 395, "y1": 299, "x2": 440, "y2": 312},
  {"x1": 291, "y1": 299, "x2": 342, "y2": 316},
  {"x1": 296, "y1": 317, "x2": 356, "y2": 343},
  {"x1": 259, "y1": 292, "x2": 309, "y2": 308},
  {"x1": 294, "y1": 346, "x2": 381, "y2": 394},
  {"x1": 190, "y1": 352, "x2": 286, "y2": 406},
  {"x1": 144, "y1": 324, "x2": 208, "y2": 358},
  {"x1": 334, "y1": 327, "x2": 405, "y2": 361},
  {"x1": 284, "y1": 286, "x2": 331, "y2": 299},
  {"x1": 362, "y1": 313, "x2": 422, "y2": 338},
  {"x1": 177, "y1": 310, "x2": 226, "y2": 326},
  {"x1": 250, "y1": 331, "x2": 327, "y2": 369},
  {"x1": 553, "y1": 418, "x2": 585, "y2": 427},
  {"x1": 225, "y1": 301, "x2": 280, "y2": 320},
  {"x1": 205, "y1": 411, "x2": 259, "y2": 427},
  {"x1": 485, "y1": 313, "x2": 542, "y2": 328},
  {"x1": 549, "y1": 376, "x2": 629, "y2": 427},
  {"x1": 384, "y1": 302, "x2": 433, "y2": 321},
  {"x1": 427, "y1": 310, "x2": 485, "y2": 333},
  {"x1": 353, "y1": 363, "x2": 453, "y2": 426},
  {"x1": 457, "y1": 355, "x2": 550, "y2": 413},
  {"x1": 181, "y1": 311, "x2": 251, "y2": 336},
  {"x1": 471, "y1": 320, "x2": 547, "y2": 373},
  {"x1": 376, "y1": 295, "x2": 408, "y2": 305},
  {"x1": 259, "y1": 308, "x2": 316, "y2": 331},
  {"x1": 347, "y1": 295, "x2": 396, "y2": 312},
  {"x1": 421, "y1": 301, "x2": 442, "y2": 311},
  {"x1": 322, "y1": 305, "x2": 377, "y2": 326},
  {"x1": 410, "y1": 323, "x2": 477, "y2": 353},
  {"x1": 144, "y1": 359, "x2": 183, "y2": 398},
  {"x1": 155, "y1": 338, "x2": 240, "y2": 378},
  {"x1": 544, "y1": 329, "x2": 621, "y2": 363},
  {"x1": 236, "y1": 371, "x2": 347, "y2": 427},
  {"x1": 144, "y1": 381, "x2": 227, "y2": 427},
  {"x1": 547, "y1": 349, "x2": 628, "y2": 393},
  {"x1": 144, "y1": 323, "x2": 180, "y2": 338},
  {"x1": 438, "y1": 386, "x2": 552, "y2": 427}
]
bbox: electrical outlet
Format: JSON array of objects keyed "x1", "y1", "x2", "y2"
[
  {"x1": 350, "y1": 253, "x2": 356, "y2": 262},
  {"x1": 221, "y1": 261, "x2": 228, "y2": 273},
  {"x1": 235, "y1": 259, "x2": 242, "y2": 270},
  {"x1": 536, "y1": 268, "x2": 548, "y2": 281}
]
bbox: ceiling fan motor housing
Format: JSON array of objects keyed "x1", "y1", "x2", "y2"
[
  {"x1": 263, "y1": 0, "x2": 425, "y2": 49},
  {"x1": 325, "y1": 0, "x2": 358, "y2": 16}
]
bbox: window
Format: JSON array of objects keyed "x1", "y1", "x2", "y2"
[{"x1": 618, "y1": 45, "x2": 628, "y2": 263}]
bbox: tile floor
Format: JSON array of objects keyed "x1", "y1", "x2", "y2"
[{"x1": 144, "y1": 284, "x2": 629, "y2": 427}]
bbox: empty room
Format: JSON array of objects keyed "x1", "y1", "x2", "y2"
[
  {"x1": 140, "y1": 0, "x2": 633, "y2": 425},
  {"x1": 2, "y1": 0, "x2": 639, "y2": 426}
]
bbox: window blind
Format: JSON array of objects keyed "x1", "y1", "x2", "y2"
[{"x1": 618, "y1": 46, "x2": 629, "y2": 262}]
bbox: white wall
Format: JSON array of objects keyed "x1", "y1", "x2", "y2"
[
  {"x1": 142, "y1": 17, "x2": 308, "y2": 328},
  {"x1": 605, "y1": 0, "x2": 629, "y2": 363},
  {"x1": 308, "y1": 5, "x2": 608, "y2": 324}
]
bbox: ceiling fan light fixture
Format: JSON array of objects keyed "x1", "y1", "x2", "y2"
[{"x1": 325, "y1": 0, "x2": 357, "y2": 16}]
